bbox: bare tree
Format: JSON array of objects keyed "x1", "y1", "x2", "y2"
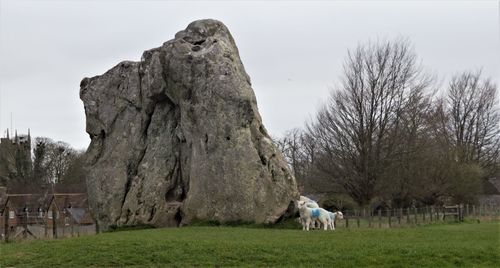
[
  {"x1": 32, "y1": 137, "x2": 50, "y2": 183},
  {"x1": 58, "y1": 149, "x2": 87, "y2": 192},
  {"x1": 275, "y1": 129, "x2": 316, "y2": 191},
  {"x1": 32, "y1": 137, "x2": 78, "y2": 184},
  {"x1": 445, "y1": 70, "x2": 500, "y2": 173},
  {"x1": 308, "y1": 38, "x2": 434, "y2": 207},
  {"x1": 378, "y1": 86, "x2": 436, "y2": 207}
]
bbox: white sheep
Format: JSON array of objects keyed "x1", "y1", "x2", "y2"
[
  {"x1": 327, "y1": 211, "x2": 344, "y2": 230},
  {"x1": 297, "y1": 200, "x2": 330, "y2": 231},
  {"x1": 298, "y1": 196, "x2": 319, "y2": 229}
]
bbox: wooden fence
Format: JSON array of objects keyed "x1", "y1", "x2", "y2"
[
  {"x1": 336, "y1": 204, "x2": 500, "y2": 229},
  {"x1": 3, "y1": 203, "x2": 499, "y2": 241},
  {"x1": 2, "y1": 207, "x2": 96, "y2": 242}
]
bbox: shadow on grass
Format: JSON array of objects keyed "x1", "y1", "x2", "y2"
[
  {"x1": 106, "y1": 224, "x2": 156, "y2": 232},
  {"x1": 188, "y1": 218, "x2": 302, "y2": 229}
]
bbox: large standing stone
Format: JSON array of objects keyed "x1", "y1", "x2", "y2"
[{"x1": 80, "y1": 19, "x2": 299, "y2": 229}]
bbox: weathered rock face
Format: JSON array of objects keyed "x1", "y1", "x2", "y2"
[{"x1": 80, "y1": 19, "x2": 299, "y2": 229}]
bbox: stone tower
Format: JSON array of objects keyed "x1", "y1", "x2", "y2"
[{"x1": 0, "y1": 129, "x2": 32, "y2": 186}]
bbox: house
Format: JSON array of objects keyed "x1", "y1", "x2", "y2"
[
  {"x1": 1, "y1": 193, "x2": 47, "y2": 229},
  {"x1": 1, "y1": 192, "x2": 93, "y2": 232},
  {"x1": 45, "y1": 193, "x2": 94, "y2": 227},
  {"x1": 479, "y1": 177, "x2": 500, "y2": 206}
]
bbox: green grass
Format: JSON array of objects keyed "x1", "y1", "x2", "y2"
[{"x1": 1, "y1": 221, "x2": 499, "y2": 267}]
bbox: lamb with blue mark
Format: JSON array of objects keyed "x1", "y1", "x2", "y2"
[
  {"x1": 298, "y1": 196, "x2": 320, "y2": 229},
  {"x1": 297, "y1": 200, "x2": 331, "y2": 231}
]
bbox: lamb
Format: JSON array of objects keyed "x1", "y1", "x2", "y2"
[
  {"x1": 327, "y1": 211, "x2": 344, "y2": 230},
  {"x1": 299, "y1": 196, "x2": 319, "y2": 208},
  {"x1": 298, "y1": 196, "x2": 319, "y2": 229},
  {"x1": 297, "y1": 200, "x2": 330, "y2": 231}
]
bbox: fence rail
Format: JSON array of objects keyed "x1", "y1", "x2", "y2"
[
  {"x1": 2, "y1": 203, "x2": 500, "y2": 241},
  {"x1": 336, "y1": 203, "x2": 500, "y2": 229},
  {"x1": 1, "y1": 207, "x2": 96, "y2": 242}
]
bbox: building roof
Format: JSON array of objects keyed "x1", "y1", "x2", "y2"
[
  {"x1": 47, "y1": 193, "x2": 93, "y2": 224},
  {"x1": 482, "y1": 178, "x2": 500, "y2": 195},
  {"x1": 48, "y1": 193, "x2": 89, "y2": 211},
  {"x1": 2, "y1": 193, "x2": 89, "y2": 213},
  {"x1": 3, "y1": 194, "x2": 48, "y2": 213},
  {"x1": 489, "y1": 177, "x2": 500, "y2": 192},
  {"x1": 0, "y1": 191, "x2": 94, "y2": 224}
]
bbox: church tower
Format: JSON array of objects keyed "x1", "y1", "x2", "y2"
[{"x1": 0, "y1": 129, "x2": 33, "y2": 186}]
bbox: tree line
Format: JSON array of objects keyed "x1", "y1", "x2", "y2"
[{"x1": 275, "y1": 38, "x2": 499, "y2": 209}]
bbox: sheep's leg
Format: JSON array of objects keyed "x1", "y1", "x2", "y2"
[
  {"x1": 321, "y1": 218, "x2": 328, "y2": 230},
  {"x1": 305, "y1": 218, "x2": 311, "y2": 231}
]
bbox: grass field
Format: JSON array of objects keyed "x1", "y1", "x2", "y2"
[{"x1": 1, "y1": 221, "x2": 499, "y2": 267}]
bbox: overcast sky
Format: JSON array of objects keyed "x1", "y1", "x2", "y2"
[{"x1": 0, "y1": 0, "x2": 499, "y2": 150}]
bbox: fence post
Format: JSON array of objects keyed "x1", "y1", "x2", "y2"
[
  {"x1": 388, "y1": 209, "x2": 392, "y2": 228},
  {"x1": 4, "y1": 206, "x2": 9, "y2": 242},
  {"x1": 62, "y1": 216, "x2": 66, "y2": 237},
  {"x1": 412, "y1": 207, "x2": 417, "y2": 225},
  {"x1": 406, "y1": 208, "x2": 410, "y2": 224},
  {"x1": 345, "y1": 215, "x2": 349, "y2": 228},
  {"x1": 460, "y1": 204, "x2": 464, "y2": 221},
  {"x1": 23, "y1": 211, "x2": 28, "y2": 239},
  {"x1": 398, "y1": 208, "x2": 402, "y2": 225},
  {"x1": 377, "y1": 209, "x2": 381, "y2": 228},
  {"x1": 52, "y1": 207, "x2": 57, "y2": 239},
  {"x1": 44, "y1": 213, "x2": 48, "y2": 238},
  {"x1": 356, "y1": 210, "x2": 360, "y2": 228},
  {"x1": 368, "y1": 210, "x2": 372, "y2": 228}
]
